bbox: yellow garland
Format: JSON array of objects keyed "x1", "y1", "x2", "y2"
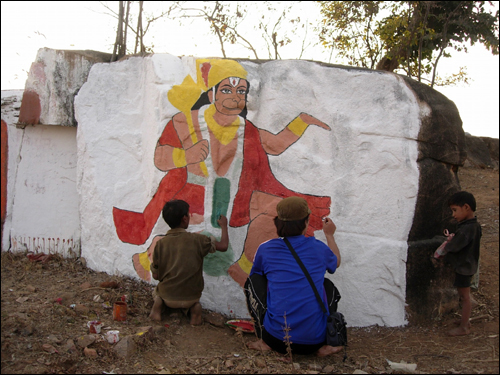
[{"x1": 204, "y1": 104, "x2": 241, "y2": 145}]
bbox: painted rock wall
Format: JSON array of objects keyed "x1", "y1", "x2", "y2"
[
  {"x1": 18, "y1": 48, "x2": 112, "y2": 127},
  {"x1": 75, "y1": 54, "x2": 423, "y2": 327}
]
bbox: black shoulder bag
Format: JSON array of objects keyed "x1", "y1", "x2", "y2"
[{"x1": 283, "y1": 237, "x2": 347, "y2": 361}]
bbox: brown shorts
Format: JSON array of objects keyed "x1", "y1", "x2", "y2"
[{"x1": 152, "y1": 289, "x2": 199, "y2": 316}]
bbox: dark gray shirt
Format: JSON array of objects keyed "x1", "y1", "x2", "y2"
[{"x1": 445, "y1": 217, "x2": 482, "y2": 276}]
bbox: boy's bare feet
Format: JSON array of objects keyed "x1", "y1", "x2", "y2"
[
  {"x1": 149, "y1": 296, "x2": 163, "y2": 321},
  {"x1": 453, "y1": 319, "x2": 471, "y2": 328},
  {"x1": 448, "y1": 326, "x2": 471, "y2": 336},
  {"x1": 317, "y1": 345, "x2": 343, "y2": 357},
  {"x1": 189, "y1": 302, "x2": 203, "y2": 325},
  {"x1": 247, "y1": 339, "x2": 271, "y2": 351}
]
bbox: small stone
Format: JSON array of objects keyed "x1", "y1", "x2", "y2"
[
  {"x1": 114, "y1": 336, "x2": 137, "y2": 358},
  {"x1": 80, "y1": 282, "x2": 92, "y2": 290},
  {"x1": 64, "y1": 339, "x2": 77, "y2": 353},
  {"x1": 26, "y1": 285, "x2": 37, "y2": 293},
  {"x1": 74, "y1": 304, "x2": 89, "y2": 315},
  {"x1": 42, "y1": 343, "x2": 58, "y2": 354},
  {"x1": 76, "y1": 334, "x2": 96, "y2": 348},
  {"x1": 83, "y1": 347, "x2": 98, "y2": 358},
  {"x1": 292, "y1": 362, "x2": 301, "y2": 370},
  {"x1": 254, "y1": 358, "x2": 266, "y2": 368},
  {"x1": 323, "y1": 365, "x2": 335, "y2": 373},
  {"x1": 308, "y1": 363, "x2": 323, "y2": 371},
  {"x1": 225, "y1": 359, "x2": 234, "y2": 368},
  {"x1": 163, "y1": 339, "x2": 172, "y2": 346},
  {"x1": 47, "y1": 334, "x2": 62, "y2": 344},
  {"x1": 353, "y1": 370, "x2": 369, "y2": 374}
]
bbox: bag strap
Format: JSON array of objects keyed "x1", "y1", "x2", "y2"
[{"x1": 283, "y1": 237, "x2": 327, "y2": 314}]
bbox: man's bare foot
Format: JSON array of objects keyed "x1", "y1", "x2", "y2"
[
  {"x1": 149, "y1": 295, "x2": 164, "y2": 321},
  {"x1": 317, "y1": 345, "x2": 343, "y2": 357},
  {"x1": 149, "y1": 311, "x2": 162, "y2": 321},
  {"x1": 247, "y1": 339, "x2": 271, "y2": 351},
  {"x1": 448, "y1": 326, "x2": 471, "y2": 336},
  {"x1": 189, "y1": 302, "x2": 203, "y2": 326}
]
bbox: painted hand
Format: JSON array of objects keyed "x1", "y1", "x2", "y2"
[
  {"x1": 299, "y1": 113, "x2": 331, "y2": 131},
  {"x1": 186, "y1": 139, "x2": 209, "y2": 165}
]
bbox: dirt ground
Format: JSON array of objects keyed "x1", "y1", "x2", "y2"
[{"x1": 1, "y1": 165, "x2": 498, "y2": 374}]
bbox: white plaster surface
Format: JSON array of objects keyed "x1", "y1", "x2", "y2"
[
  {"x1": 75, "y1": 54, "x2": 421, "y2": 326},
  {"x1": 1, "y1": 90, "x2": 24, "y2": 252},
  {"x1": 1, "y1": 89, "x2": 81, "y2": 256}
]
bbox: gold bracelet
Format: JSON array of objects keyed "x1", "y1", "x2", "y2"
[
  {"x1": 173, "y1": 148, "x2": 187, "y2": 168},
  {"x1": 287, "y1": 116, "x2": 309, "y2": 137}
]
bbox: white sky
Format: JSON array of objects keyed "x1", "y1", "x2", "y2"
[{"x1": 1, "y1": 1, "x2": 498, "y2": 138}]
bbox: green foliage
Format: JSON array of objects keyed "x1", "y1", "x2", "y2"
[{"x1": 318, "y1": 1, "x2": 499, "y2": 87}]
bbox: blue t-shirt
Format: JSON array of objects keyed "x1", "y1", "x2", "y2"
[{"x1": 250, "y1": 235, "x2": 337, "y2": 345}]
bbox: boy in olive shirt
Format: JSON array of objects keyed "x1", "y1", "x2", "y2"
[{"x1": 149, "y1": 200, "x2": 228, "y2": 325}]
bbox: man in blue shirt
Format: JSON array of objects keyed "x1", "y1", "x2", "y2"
[{"x1": 245, "y1": 196, "x2": 343, "y2": 357}]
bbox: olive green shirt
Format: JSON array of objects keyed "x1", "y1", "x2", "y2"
[{"x1": 152, "y1": 228, "x2": 216, "y2": 302}]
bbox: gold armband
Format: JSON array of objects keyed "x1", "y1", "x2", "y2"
[
  {"x1": 287, "y1": 117, "x2": 309, "y2": 137},
  {"x1": 237, "y1": 252, "x2": 254, "y2": 275},
  {"x1": 172, "y1": 148, "x2": 187, "y2": 168}
]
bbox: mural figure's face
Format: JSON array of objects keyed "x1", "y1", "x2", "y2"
[{"x1": 212, "y1": 78, "x2": 248, "y2": 116}]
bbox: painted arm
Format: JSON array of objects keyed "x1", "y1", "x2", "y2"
[
  {"x1": 154, "y1": 112, "x2": 209, "y2": 171},
  {"x1": 259, "y1": 113, "x2": 331, "y2": 156},
  {"x1": 323, "y1": 217, "x2": 341, "y2": 268}
]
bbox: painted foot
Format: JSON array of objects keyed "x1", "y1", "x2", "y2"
[
  {"x1": 448, "y1": 326, "x2": 471, "y2": 336},
  {"x1": 317, "y1": 345, "x2": 343, "y2": 357},
  {"x1": 247, "y1": 339, "x2": 271, "y2": 352},
  {"x1": 133, "y1": 252, "x2": 151, "y2": 282}
]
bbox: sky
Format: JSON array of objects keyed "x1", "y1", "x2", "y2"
[{"x1": 1, "y1": 1, "x2": 498, "y2": 138}]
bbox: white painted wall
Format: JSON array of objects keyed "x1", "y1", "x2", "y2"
[
  {"x1": 1, "y1": 90, "x2": 80, "y2": 256},
  {"x1": 75, "y1": 54, "x2": 420, "y2": 327}
]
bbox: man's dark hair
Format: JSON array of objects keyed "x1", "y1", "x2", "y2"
[
  {"x1": 448, "y1": 191, "x2": 476, "y2": 212},
  {"x1": 162, "y1": 200, "x2": 189, "y2": 228},
  {"x1": 274, "y1": 215, "x2": 309, "y2": 237}
]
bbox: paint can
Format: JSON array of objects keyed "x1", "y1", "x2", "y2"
[
  {"x1": 87, "y1": 320, "x2": 103, "y2": 334},
  {"x1": 113, "y1": 301, "x2": 127, "y2": 321},
  {"x1": 105, "y1": 330, "x2": 120, "y2": 344}
]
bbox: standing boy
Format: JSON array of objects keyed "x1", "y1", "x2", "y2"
[
  {"x1": 149, "y1": 200, "x2": 228, "y2": 325},
  {"x1": 442, "y1": 191, "x2": 482, "y2": 336}
]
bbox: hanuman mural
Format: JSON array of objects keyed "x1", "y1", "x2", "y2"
[{"x1": 112, "y1": 59, "x2": 331, "y2": 287}]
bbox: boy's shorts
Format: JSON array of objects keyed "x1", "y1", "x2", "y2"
[
  {"x1": 152, "y1": 289, "x2": 199, "y2": 316},
  {"x1": 454, "y1": 273, "x2": 473, "y2": 288}
]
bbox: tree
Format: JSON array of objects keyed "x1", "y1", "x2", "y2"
[
  {"x1": 103, "y1": 1, "x2": 177, "y2": 61},
  {"x1": 318, "y1": 1, "x2": 499, "y2": 87},
  {"x1": 178, "y1": 1, "x2": 309, "y2": 60}
]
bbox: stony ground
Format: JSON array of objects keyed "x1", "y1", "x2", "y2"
[{"x1": 1, "y1": 165, "x2": 498, "y2": 374}]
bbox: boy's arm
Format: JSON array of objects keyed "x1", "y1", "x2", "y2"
[
  {"x1": 444, "y1": 229, "x2": 471, "y2": 254},
  {"x1": 323, "y1": 217, "x2": 341, "y2": 268},
  {"x1": 215, "y1": 215, "x2": 229, "y2": 252}
]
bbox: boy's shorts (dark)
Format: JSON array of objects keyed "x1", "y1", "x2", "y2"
[{"x1": 454, "y1": 273, "x2": 473, "y2": 288}]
